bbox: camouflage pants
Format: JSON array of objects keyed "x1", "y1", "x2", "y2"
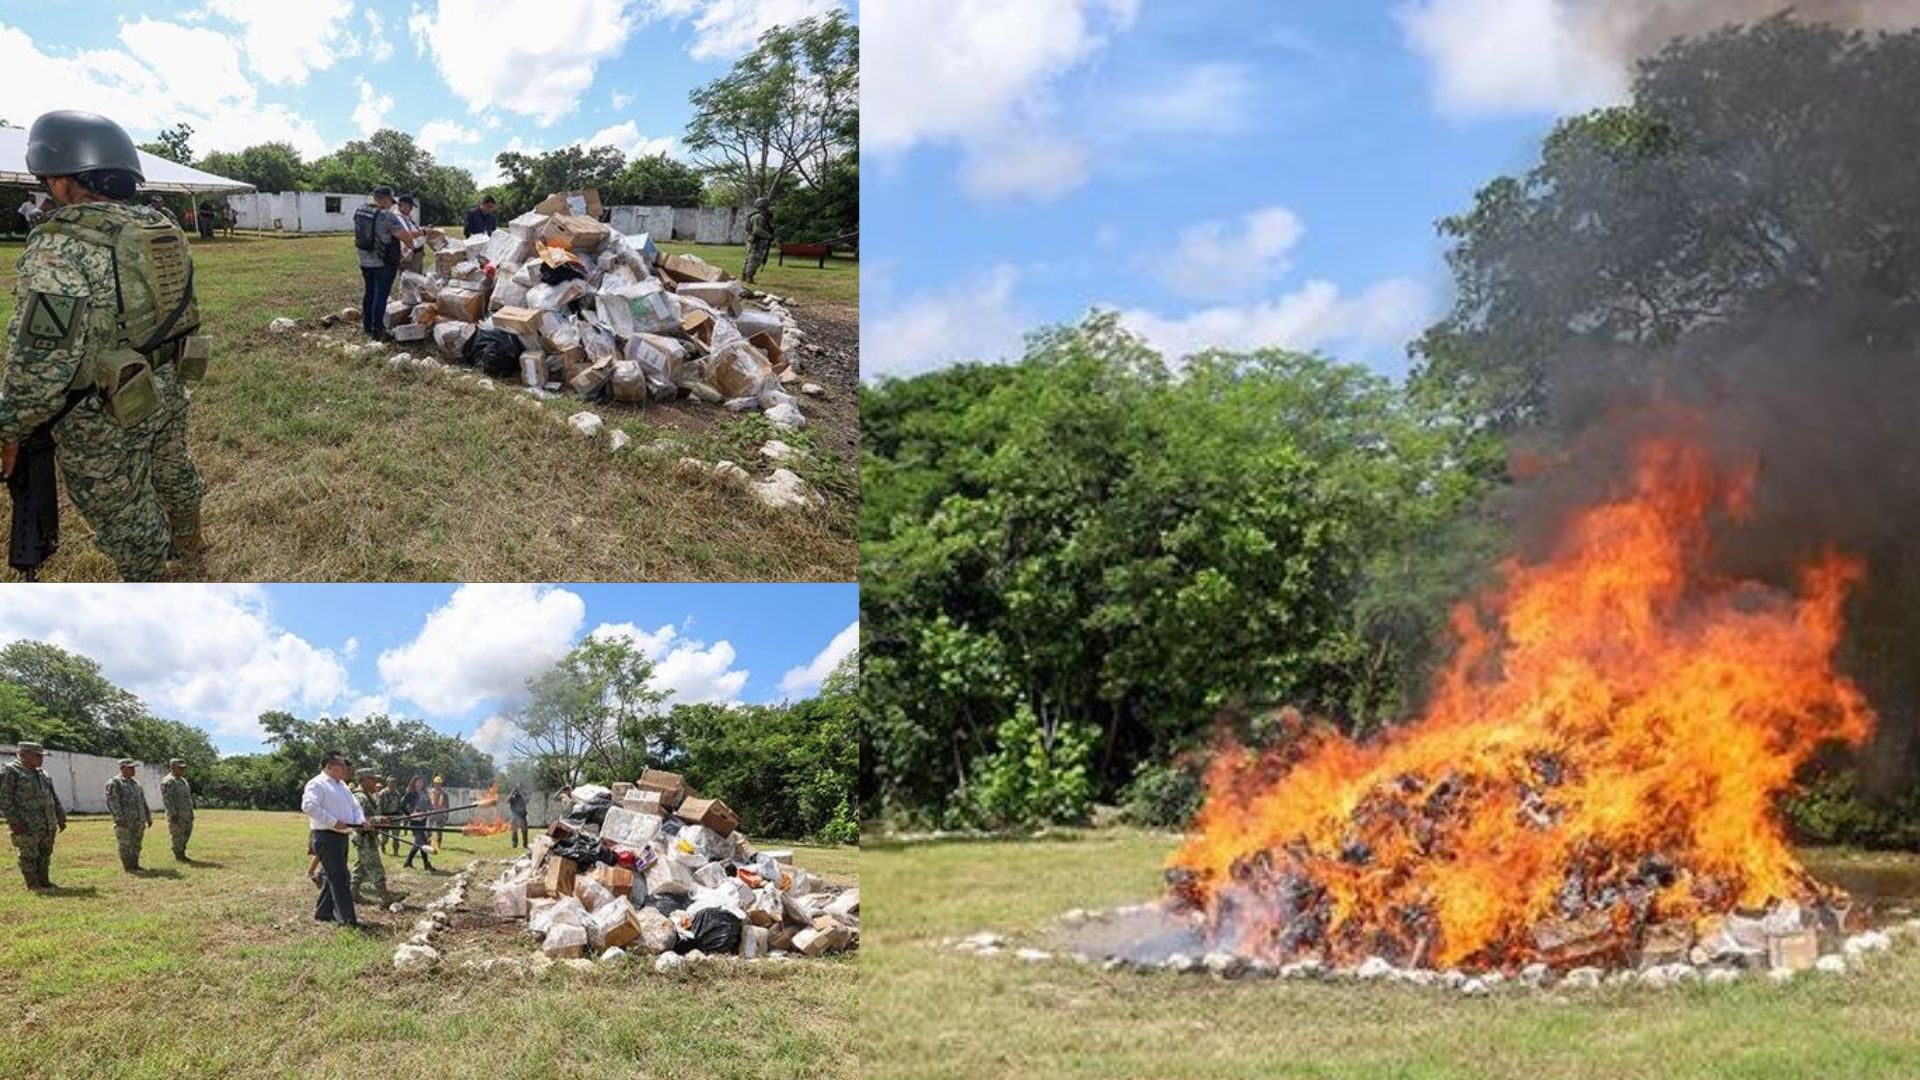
[
  {"x1": 743, "y1": 239, "x2": 771, "y2": 283},
  {"x1": 114, "y1": 821, "x2": 146, "y2": 869},
  {"x1": 142, "y1": 367, "x2": 203, "y2": 546},
  {"x1": 351, "y1": 834, "x2": 386, "y2": 893},
  {"x1": 9, "y1": 830, "x2": 53, "y2": 887},
  {"x1": 168, "y1": 816, "x2": 192, "y2": 859},
  {"x1": 55, "y1": 400, "x2": 169, "y2": 581}
]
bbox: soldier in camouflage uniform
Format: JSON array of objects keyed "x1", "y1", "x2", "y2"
[
  {"x1": 742, "y1": 197, "x2": 774, "y2": 283},
  {"x1": 350, "y1": 769, "x2": 403, "y2": 906},
  {"x1": 0, "y1": 742, "x2": 66, "y2": 889},
  {"x1": 375, "y1": 773, "x2": 404, "y2": 856},
  {"x1": 0, "y1": 111, "x2": 209, "y2": 581},
  {"x1": 159, "y1": 757, "x2": 194, "y2": 861},
  {"x1": 105, "y1": 758, "x2": 152, "y2": 872}
]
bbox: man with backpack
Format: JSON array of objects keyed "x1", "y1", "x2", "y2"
[{"x1": 353, "y1": 186, "x2": 402, "y2": 341}]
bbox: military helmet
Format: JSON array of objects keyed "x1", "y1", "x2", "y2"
[
  {"x1": 355, "y1": 767, "x2": 377, "y2": 780},
  {"x1": 25, "y1": 110, "x2": 145, "y2": 181},
  {"x1": 16, "y1": 742, "x2": 43, "y2": 755},
  {"x1": 118, "y1": 759, "x2": 136, "y2": 768},
  {"x1": 754, "y1": 197, "x2": 770, "y2": 209},
  {"x1": 168, "y1": 758, "x2": 186, "y2": 767}
]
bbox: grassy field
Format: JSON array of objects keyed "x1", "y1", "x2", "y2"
[
  {"x1": 0, "y1": 232, "x2": 858, "y2": 581},
  {"x1": 0, "y1": 809, "x2": 857, "y2": 1080},
  {"x1": 861, "y1": 829, "x2": 1920, "y2": 1080}
]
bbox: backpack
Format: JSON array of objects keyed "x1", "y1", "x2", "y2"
[
  {"x1": 353, "y1": 203, "x2": 381, "y2": 252},
  {"x1": 35, "y1": 204, "x2": 206, "y2": 427}
]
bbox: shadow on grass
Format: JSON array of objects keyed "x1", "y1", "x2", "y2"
[
  {"x1": 34, "y1": 886, "x2": 100, "y2": 899},
  {"x1": 182, "y1": 859, "x2": 226, "y2": 869},
  {"x1": 131, "y1": 868, "x2": 183, "y2": 879}
]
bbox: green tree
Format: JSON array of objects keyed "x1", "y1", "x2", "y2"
[
  {"x1": 0, "y1": 681, "x2": 78, "y2": 747},
  {"x1": 507, "y1": 636, "x2": 669, "y2": 787},
  {"x1": 493, "y1": 144, "x2": 626, "y2": 218},
  {"x1": 0, "y1": 641, "x2": 144, "y2": 753},
  {"x1": 604, "y1": 153, "x2": 705, "y2": 207},
  {"x1": 308, "y1": 130, "x2": 476, "y2": 225},
  {"x1": 685, "y1": 11, "x2": 858, "y2": 201},
  {"x1": 137, "y1": 123, "x2": 193, "y2": 165},
  {"x1": 196, "y1": 141, "x2": 306, "y2": 193}
]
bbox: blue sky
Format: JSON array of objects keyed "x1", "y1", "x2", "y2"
[
  {"x1": 0, "y1": 0, "x2": 853, "y2": 190},
  {"x1": 0, "y1": 584, "x2": 858, "y2": 758},
  {"x1": 862, "y1": 0, "x2": 1658, "y2": 380}
]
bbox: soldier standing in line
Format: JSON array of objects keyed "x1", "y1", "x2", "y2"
[
  {"x1": 376, "y1": 773, "x2": 404, "y2": 856},
  {"x1": 742, "y1": 196, "x2": 774, "y2": 283},
  {"x1": 0, "y1": 110, "x2": 210, "y2": 579},
  {"x1": 105, "y1": 758, "x2": 152, "y2": 872},
  {"x1": 349, "y1": 769, "x2": 403, "y2": 906},
  {"x1": 159, "y1": 757, "x2": 194, "y2": 861},
  {"x1": 0, "y1": 742, "x2": 66, "y2": 889}
]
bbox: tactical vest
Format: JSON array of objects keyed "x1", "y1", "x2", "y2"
[{"x1": 35, "y1": 203, "x2": 210, "y2": 427}]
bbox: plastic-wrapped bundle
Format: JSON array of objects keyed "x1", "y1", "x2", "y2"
[
  {"x1": 431, "y1": 320, "x2": 475, "y2": 358},
  {"x1": 524, "y1": 278, "x2": 589, "y2": 311},
  {"x1": 623, "y1": 336, "x2": 681, "y2": 401},
  {"x1": 582, "y1": 322, "x2": 617, "y2": 364},
  {"x1": 599, "y1": 279, "x2": 681, "y2": 336}
]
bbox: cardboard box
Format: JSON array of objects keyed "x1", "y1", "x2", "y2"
[
  {"x1": 384, "y1": 300, "x2": 410, "y2": 328},
  {"x1": 1768, "y1": 930, "x2": 1818, "y2": 971},
  {"x1": 391, "y1": 322, "x2": 429, "y2": 342},
  {"x1": 621, "y1": 790, "x2": 664, "y2": 815},
  {"x1": 590, "y1": 897, "x2": 641, "y2": 950},
  {"x1": 434, "y1": 249, "x2": 463, "y2": 276},
  {"x1": 635, "y1": 769, "x2": 688, "y2": 810},
  {"x1": 748, "y1": 330, "x2": 787, "y2": 374},
  {"x1": 663, "y1": 253, "x2": 729, "y2": 284},
  {"x1": 543, "y1": 857, "x2": 577, "y2": 898},
  {"x1": 435, "y1": 287, "x2": 487, "y2": 323},
  {"x1": 706, "y1": 342, "x2": 773, "y2": 401},
  {"x1": 492, "y1": 306, "x2": 544, "y2": 335},
  {"x1": 677, "y1": 280, "x2": 742, "y2": 315},
  {"x1": 591, "y1": 863, "x2": 638, "y2": 896},
  {"x1": 542, "y1": 922, "x2": 587, "y2": 959},
  {"x1": 642, "y1": 850, "x2": 695, "y2": 896},
  {"x1": 506, "y1": 211, "x2": 549, "y2": 241},
  {"x1": 680, "y1": 309, "x2": 715, "y2": 348},
  {"x1": 537, "y1": 213, "x2": 611, "y2": 254},
  {"x1": 533, "y1": 188, "x2": 604, "y2": 219},
  {"x1": 675, "y1": 796, "x2": 740, "y2": 837}
]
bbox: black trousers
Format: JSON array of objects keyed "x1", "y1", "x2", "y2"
[
  {"x1": 311, "y1": 829, "x2": 357, "y2": 926},
  {"x1": 405, "y1": 824, "x2": 434, "y2": 867},
  {"x1": 510, "y1": 816, "x2": 528, "y2": 848},
  {"x1": 360, "y1": 265, "x2": 396, "y2": 337}
]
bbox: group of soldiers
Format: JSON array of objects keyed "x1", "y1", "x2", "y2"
[
  {"x1": 341, "y1": 769, "x2": 449, "y2": 906},
  {"x1": 0, "y1": 741, "x2": 195, "y2": 888}
]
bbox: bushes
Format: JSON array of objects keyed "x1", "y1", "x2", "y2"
[
  {"x1": 959, "y1": 704, "x2": 1094, "y2": 830},
  {"x1": 1787, "y1": 769, "x2": 1920, "y2": 849},
  {"x1": 1119, "y1": 760, "x2": 1204, "y2": 830}
]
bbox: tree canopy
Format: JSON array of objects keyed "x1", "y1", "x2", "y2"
[{"x1": 687, "y1": 11, "x2": 858, "y2": 201}]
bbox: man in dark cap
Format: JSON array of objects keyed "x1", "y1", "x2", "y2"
[
  {"x1": 2, "y1": 110, "x2": 210, "y2": 579},
  {"x1": 159, "y1": 757, "x2": 194, "y2": 861},
  {"x1": 352, "y1": 186, "x2": 402, "y2": 341},
  {"x1": 0, "y1": 742, "x2": 66, "y2": 888},
  {"x1": 464, "y1": 194, "x2": 496, "y2": 237},
  {"x1": 105, "y1": 758, "x2": 152, "y2": 872}
]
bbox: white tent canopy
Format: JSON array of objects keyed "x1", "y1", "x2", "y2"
[{"x1": 0, "y1": 126, "x2": 254, "y2": 195}]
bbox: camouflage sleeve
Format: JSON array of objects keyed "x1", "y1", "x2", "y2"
[
  {"x1": 50, "y1": 781, "x2": 64, "y2": 828},
  {"x1": 0, "y1": 234, "x2": 93, "y2": 444},
  {"x1": 0, "y1": 770, "x2": 15, "y2": 825}
]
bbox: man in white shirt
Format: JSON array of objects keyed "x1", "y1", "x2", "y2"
[
  {"x1": 16, "y1": 195, "x2": 42, "y2": 233},
  {"x1": 301, "y1": 749, "x2": 369, "y2": 927}
]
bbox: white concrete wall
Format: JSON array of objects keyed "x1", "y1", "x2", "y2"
[
  {"x1": 224, "y1": 191, "x2": 360, "y2": 233},
  {"x1": 609, "y1": 205, "x2": 676, "y2": 241},
  {"x1": 608, "y1": 205, "x2": 747, "y2": 245},
  {"x1": 1, "y1": 745, "x2": 172, "y2": 814}
]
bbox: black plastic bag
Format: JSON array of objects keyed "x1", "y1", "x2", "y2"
[
  {"x1": 646, "y1": 892, "x2": 691, "y2": 918},
  {"x1": 677, "y1": 908, "x2": 742, "y2": 955},
  {"x1": 463, "y1": 328, "x2": 523, "y2": 378}
]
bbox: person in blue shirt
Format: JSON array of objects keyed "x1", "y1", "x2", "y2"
[{"x1": 464, "y1": 195, "x2": 496, "y2": 237}]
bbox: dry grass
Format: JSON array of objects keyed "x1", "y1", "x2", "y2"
[
  {"x1": 861, "y1": 829, "x2": 1920, "y2": 1080},
  {"x1": 0, "y1": 234, "x2": 857, "y2": 581},
  {"x1": 0, "y1": 810, "x2": 858, "y2": 1080}
]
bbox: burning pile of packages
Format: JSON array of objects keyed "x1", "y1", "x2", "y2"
[
  {"x1": 384, "y1": 189, "x2": 809, "y2": 427},
  {"x1": 490, "y1": 769, "x2": 857, "y2": 966}
]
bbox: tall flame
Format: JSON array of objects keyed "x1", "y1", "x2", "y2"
[
  {"x1": 1169, "y1": 437, "x2": 1874, "y2": 970},
  {"x1": 463, "y1": 783, "x2": 508, "y2": 836}
]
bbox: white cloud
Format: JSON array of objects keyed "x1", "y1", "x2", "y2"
[
  {"x1": 864, "y1": 263, "x2": 1031, "y2": 378},
  {"x1": 352, "y1": 78, "x2": 395, "y2": 136},
  {"x1": 0, "y1": 19, "x2": 331, "y2": 159},
  {"x1": 407, "y1": 0, "x2": 639, "y2": 125},
  {"x1": 378, "y1": 585, "x2": 587, "y2": 715},
  {"x1": 346, "y1": 693, "x2": 392, "y2": 718},
  {"x1": 364, "y1": 9, "x2": 396, "y2": 63},
  {"x1": 577, "y1": 120, "x2": 676, "y2": 160},
  {"x1": 1160, "y1": 206, "x2": 1305, "y2": 298},
  {"x1": 470, "y1": 714, "x2": 517, "y2": 760},
  {"x1": 419, "y1": 118, "x2": 482, "y2": 154},
  {"x1": 199, "y1": 0, "x2": 359, "y2": 84},
  {"x1": 1114, "y1": 277, "x2": 1434, "y2": 365},
  {"x1": 1109, "y1": 62, "x2": 1259, "y2": 136},
  {"x1": 866, "y1": 0, "x2": 1137, "y2": 201},
  {"x1": 1397, "y1": 0, "x2": 1625, "y2": 116},
  {"x1": 649, "y1": 0, "x2": 846, "y2": 61},
  {"x1": 610, "y1": 90, "x2": 633, "y2": 110},
  {"x1": 342, "y1": 637, "x2": 360, "y2": 659},
  {"x1": 779, "y1": 621, "x2": 857, "y2": 697},
  {"x1": 0, "y1": 586, "x2": 350, "y2": 741},
  {"x1": 589, "y1": 622, "x2": 750, "y2": 706}
]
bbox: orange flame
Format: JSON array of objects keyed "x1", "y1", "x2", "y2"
[
  {"x1": 462, "y1": 783, "x2": 507, "y2": 835},
  {"x1": 1169, "y1": 437, "x2": 1874, "y2": 970}
]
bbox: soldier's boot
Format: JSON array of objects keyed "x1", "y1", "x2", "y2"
[
  {"x1": 38, "y1": 852, "x2": 56, "y2": 890},
  {"x1": 168, "y1": 511, "x2": 209, "y2": 560}
]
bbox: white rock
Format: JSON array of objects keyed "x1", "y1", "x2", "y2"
[
  {"x1": 568, "y1": 412, "x2": 604, "y2": 437},
  {"x1": 1518, "y1": 962, "x2": 1549, "y2": 986},
  {"x1": 655, "y1": 952, "x2": 687, "y2": 974},
  {"x1": 1561, "y1": 967, "x2": 1603, "y2": 989},
  {"x1": 800, "y1": 382, "x2": 826, "y2": 397},
  {"x1": 598, "y1": 948, "x2": 628, "y2": 965},
  {"x1": 1101, "y1": 958, "x2": 1129, "y2": 973},
  {"x1": 1355, "y1": 957, "x2": 1396, "y2": 981},
  {"x1": 1767, "y1": 966, "x2": 1796, "y2": 984},
  {"x1": 1202, "y1": 951, "x2": 1244, "y2": 978},
  {"x1": 392, "y1": 944, "x2": 440, "y2": 973},
  {"x1": 269, "y1": 317, "x2": 298, "y2": 333},
  {"x1": 483, "y1": 957, "x2": 527, "y2": 977},
  {"x1": 748, "y1": 469, "x2": 822, "y2": 511},
  {"x1": 1843, "y1": 931, "x2": 1892, "y2": 956},
  {"x1": 1815, "y1": 954, "x2": 1849, "y2": 974},
  {"x1": 1438, "y1": 969, "x2": 1467, "y2": 989},
  {"x1": 1015, "y1": 948, "x2": 1052, "y2": 964},
  {"x1": 1280, "y1": 959, "x2": 1325, "y2": 980},
  {"x1": 759, "y1": 439, "x2": 804, "y2": 463},
  {"x1": 561, "y1": 958, "x2": 597, "y2": 974},
  {"x1": 1163, "y1": 952, "x2": 1197, "y2": 974},
  {"x1": 765, "y1": 402, "x2": 807, "y2": 430},
  {"x1": 1458, "y1": 977, "x2": 1490, "y2": 997},
  {"x1": 608, "y1": 429, "x2": 632, "y2": 453},
  {"x1": 1705, "y1": 968, "x2": 1741, "y2": 985}
]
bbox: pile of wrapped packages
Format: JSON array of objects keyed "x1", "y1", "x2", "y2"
[
  {"x1": 383, "y1": 189, "x2": 808, "y2": 427},
  {"x1": 490, "y1": 768, "x2": 858, "y2": 964}
]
